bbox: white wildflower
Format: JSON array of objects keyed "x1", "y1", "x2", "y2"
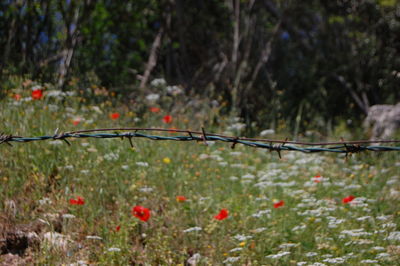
[
  {"x1": 43, "y1": 232, "x2": 70, "y2": 251},
  {"x1": 292, "y1": 224, "x2": 307, "y2": 232},
  {"x1": 150, "y1": 78, "x2": 166, "y2": 87},
  {"x1": 279, "y1": 243, "x2": 299, "y2": 249},
  {"x1": 39, "y1": 197, "x2": 52, "y2": 205},
  {"x1": 187, "y1": 253, "x2": 201, "y2": 265},
  {"x1": 375, "y1": 252, "x2": 390, "y2": 259},
  {"x1": 360, "y1": 259, "x2": 378, "y2": 264},
  {"x1": 252, "y1": 227, "x2": 267, "y2": 233},
  {"x1": 322, "y1": 257, "x2": 345, "y2": 264},
  {"x1": 48, "y1": 104, "x2": 59, "y2": 111},
  {"x1": 346, "y1": 184, "x2": 361, "y2": 189},
  {"x1": 70, "y1": 260, "x2": 89, "y2": 266},
  {"x1": 62, "y1": 214, "x2": 76, "y2": 219},
  {"x1": 242, "y1": 173, "x2": 255, "y2": 180},
  {"x1": 136, "y1": 162, "x2": 149, "y2": 167},
  {"x1": 376, "y1": 215, "x2": 392, "y2": 221},
  {"x1": 339, "y1": 229, "x2": 372, "y2": 238},
  {"x1": 199, "y1": 154, "x2": 209, "y2": 160},
  {"x1": 385, "y1": 231, "x2": 400, "y2": 241},
  {"x1": 266, "y1": 251, "x2": 291, "y2": 259},
  {"x1": 108, "y1": 247, "x2": 121, "y2": 252},
  {"x1": 371, "y1": 246, "x2": 385, "y2": 251},
  {"x1": 227, "y1": 122, "x2": 246, "y2": 132},
  {"x1": 255, "y1": 196, "x2": 270, "y2": 201},
  {"x1": 183, "y1": 227, "x2": 202, "y2": 233},
  {"x1": 260, "y1": 129, "x2": 275, "y2": 136},
  {"x1": 229, "y1": 247, "x2": 243, "y2": 253},
  {"x1": 139, "y1": 187, "x2": 154, "y2": 193},
  {"x1": 229, "y1": 151, "x2": 242, "y2": 156},
  {"x1": 252, "y1": 209, "x2": 271, "y2": 218},
  {"x1": 223, "y1": 256, "x2": 240, "y2": 263},
  {"x1": 145, "y1": 93, "x2": 160, "y2": 102},
  {"x1": 65, "y1": 107, "x2": 76, "y2": 113},
  {"x1": 166, "y1": 85, "x2": 182, "y2": 95},
  {"x1": 356, "y1": 216, "x2": 373, "y2": 222},
  {"x1": 90, "y1": 106, "x2": 103, "y2": 113},
  {"x1": 199, "y1": 197, "x2": 209, "y2": 202},
  {"x1": 209, "y1": 154, "x2": 223, "y2": 161},
  {"x1": 382, "y1": 223, "x2": 396, "y2": 228},
  {"x1": 104, "y1": 152, "x2": 119, "y2": 161},
  {"x1": 343, "y1": 252, "x2": 356, "y2": 259},
  {"x1": 50, "y1": 140, "x2": 64, "y2": 145},
  {"x1": 233, "y1": 234, "x2": 253, "y2": 242},
  {"x1": 86, "y1": 235, "x2": 102, "y2": 240},
  {"x1": 230, "y1": 163, "x2": 245, "y2": 168}
]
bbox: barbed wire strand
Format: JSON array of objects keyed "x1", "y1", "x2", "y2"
[{"x1": 1, "y1": 128, "x2": 400, "y2": 157}]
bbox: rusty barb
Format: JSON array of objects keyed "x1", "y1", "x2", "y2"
[
  {"x1": 0, "y1": 132, "x2": 13, "y2": 146},
  {"x1": 1, "y1": 127, "x2": 400, "y2": 158}
]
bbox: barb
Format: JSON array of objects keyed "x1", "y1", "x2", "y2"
[
  {"x1": 1, "y1": 128, "x2": 400, "y2": 156},
  {"x1": 0, "y1": 133, "x2": 13, "y2": 146}
]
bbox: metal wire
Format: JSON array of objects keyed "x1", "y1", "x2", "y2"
[{"x1": 1, "y1": 128, "x2": 399, "y2": 157}]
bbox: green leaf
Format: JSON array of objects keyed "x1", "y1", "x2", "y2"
[
  {"x1": 378, "y1": 0, "x2": 397, "y2": 7},
  {"x1": 328, "y1": 15, "x2": 345, "y2": 24}
]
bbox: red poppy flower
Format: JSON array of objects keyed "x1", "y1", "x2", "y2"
[
  {"x1": 176, "y1": 195, "x2": 187, "y2": 202},
  {"x1": 273, "y1": 200, "x2": 285, "y2": 209},
  {"x1": 342, "y1": 195, "x2": 355, "y2": 204},
  {"x1": 69, "y1": 196, "x2": 85, "y2": 205},
  {"x1": 72, "y1": 119, "x2": 80, "y2": 126},
  {"x1": 115, "y1": 225, "x2": 121, "y2": 232},
  {"x1": 150, "y1": 107, "x2": 160, "y2": 113},
  {"x1": 214, "y1": 209, "x2": 229, "y2": 220},
  {"x1": 110, "y1": 112, "x2": 120, "y2": 120},
  {"x1": 32, "y1": 89, "x2": 43, "y2": 100},
  {"x1": 163, "y1": 115, "x2": 172, "y2": 124},
  {"x1": 132, "y1": 205, "x2": 151, "y2": 222},
  {"x1": 312, "y1": 174, "x2": 322, "y2": 183},
  {"x1": 14, "y1": 94, "x2": 21, "y2": 101}
]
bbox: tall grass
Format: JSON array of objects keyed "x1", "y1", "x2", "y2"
[{"x1": 0, "y1": 93, "x2": 399, "y2": 265}]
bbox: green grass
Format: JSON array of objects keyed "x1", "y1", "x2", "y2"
[{"x1": 0, "y1": 93, "x2": 399, "y2": 265}]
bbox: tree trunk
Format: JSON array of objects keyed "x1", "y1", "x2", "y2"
[
  {"x1": 139, "y1": 27, "x2": 164, "y2": 89},
  {"x1": 57, "y1": 4, "x2": 81, "y2": 89}
]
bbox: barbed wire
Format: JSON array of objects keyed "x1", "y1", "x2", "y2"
[{"x1": 1, "y1": 127, "x2": 399, "y2": 158}]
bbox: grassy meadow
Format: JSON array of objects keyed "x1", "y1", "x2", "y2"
[{"x1": 0, "y1": 89, "x2": 400, "y2": 265}]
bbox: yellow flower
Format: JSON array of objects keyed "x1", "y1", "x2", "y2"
[
  {"x1": 239, "y1": 242, "x2": 246, "y2": 247},
  {"x1": 163, "y1": 157, "x2": 171, "y2": 164}
]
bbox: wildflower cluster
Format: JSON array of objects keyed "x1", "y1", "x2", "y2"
[{"x1": 1, "y1": 89, "x2": 399, "y2": 265}]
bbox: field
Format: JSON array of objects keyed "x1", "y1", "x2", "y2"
[{"x1": 1, "y1": 91, "x2": 399, "y2": 265}]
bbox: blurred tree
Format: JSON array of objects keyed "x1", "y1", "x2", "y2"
[{"x1": 0, "y1": 0, "x2": 398, "y2": 133}]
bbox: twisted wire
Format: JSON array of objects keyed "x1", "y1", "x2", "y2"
[{"x1": 1, "y1": 128, "x2": 399, "y2": 156}]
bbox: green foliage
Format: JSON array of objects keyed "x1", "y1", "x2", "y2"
[{"x1": 0, "y1": 0, "x2": 399, "y2": 133}]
